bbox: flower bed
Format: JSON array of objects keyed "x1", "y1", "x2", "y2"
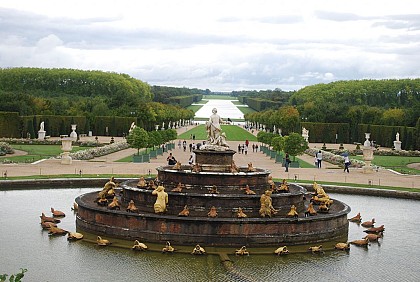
[{"x1": 68, "y1": 141, "x2": 129, "y2": 160}]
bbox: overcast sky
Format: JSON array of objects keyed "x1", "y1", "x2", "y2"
[{"x1": 0, "y1": 0, "x2": 419, "y2": 91}]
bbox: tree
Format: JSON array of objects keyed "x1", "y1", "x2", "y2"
[
  {"x1": 126, "y1": 127, "x2": 149, "y2": 155},
  {"x1": 271, "y1": 136, "x2": 285, "y2": 152},
  {"x1": 283, "y1": 133, "x2": 308, "y2": 160}
]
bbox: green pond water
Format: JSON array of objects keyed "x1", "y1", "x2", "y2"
[{"x1": 1, "y1": 188, "x2": 419, "y2": 282}]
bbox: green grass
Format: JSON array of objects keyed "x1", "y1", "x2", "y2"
[
  {"x1": 238, "y1": 106, "x2": 256, "y2": 115},
  {"x1": 3, "y1": 144, "x2": 86, "y2": 163},
  {"x1": 352, "y1": 155, "x2": 420, "y2": 174},
  {"x1": 186, "y1": 105, "x2": 203, "y2": 112},
  {"x1": 178, "y1": 125, "x2": 258, "y2": 141}
]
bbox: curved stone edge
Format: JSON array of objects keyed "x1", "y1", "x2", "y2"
[{"x1": 1, "y1": 178, "x2": 419, "y2": 200}]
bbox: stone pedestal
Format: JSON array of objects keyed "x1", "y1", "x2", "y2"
[
  {"x1": 38, "y1": 130, "x2": 46, "y2": 140},
  {"x1": 394, "y1": 140, "x2": 402, "y2": 151},
  {"x1": 362, "y1": 133, "x2": 374, "y2": 173},
  {"x1": 61, "y1": 138, "x2": 73, "y2": 165},
  {"x1": 362, "y1": 146, "x2": 374, "y2": 173}
]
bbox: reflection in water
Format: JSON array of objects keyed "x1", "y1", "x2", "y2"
[{"x1": 0, "y1": 189, "x2": 419, "y2": 281}]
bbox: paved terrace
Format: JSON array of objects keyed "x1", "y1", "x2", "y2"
[{"x1": 0, "y1": 125, "x2": 418, "y2": 189}]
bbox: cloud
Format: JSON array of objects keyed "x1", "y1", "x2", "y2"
[{"x1": 0, "y1": 1, "x2": 419, "y2": 91}]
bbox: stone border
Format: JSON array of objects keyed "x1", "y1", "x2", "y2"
[{"x1": 1, "y1": 178, "x2": 419, "y2": 200}]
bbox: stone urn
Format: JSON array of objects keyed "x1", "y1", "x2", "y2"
[
  {"x1": 362, "y1": 133, "x2": 374, "y2": 173},
  {"x1": 70, "y1": 124, "x2": 78, "y2": 141},
  {"x1": 61, "y1": 138, "x2": 73, "y2": 165}
]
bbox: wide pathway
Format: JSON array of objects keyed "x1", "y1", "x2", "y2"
[{"x1": 0, "y1": 125, "x2": 418, "y2": 189}]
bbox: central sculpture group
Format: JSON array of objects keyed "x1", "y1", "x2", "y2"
[{"x1": 75, "y1": 108, "x2": 350, "y2": 247}]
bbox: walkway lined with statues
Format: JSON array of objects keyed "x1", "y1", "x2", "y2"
[{"x1": 0, "y1": 123, "x2": 418, "y2": 189}]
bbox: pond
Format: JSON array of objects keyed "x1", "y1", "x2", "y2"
[{"x1": 1, "y1": 188, "x2": 419, "y2": 281}]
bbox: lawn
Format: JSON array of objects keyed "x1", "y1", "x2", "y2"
[
  {"x1": 352, "y1": 155, "x2": 420, "y2": 174},
  {"x1": 4, "y1": 144, "x2": 86, "y2": 163},
  {"x1": 178, "y1": 125, "x2": 258, "y2": 141}
]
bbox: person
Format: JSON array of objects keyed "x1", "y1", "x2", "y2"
[
  {"x1": 344, "y1": 155, "x2": 350, "y2": 173},
  {"x1": 183, "y1": 140, "x2": 187, "y2": 152},
  {"x1": 167, "y1": 153, "x2": 177, "y2": 165},
  {"x1": 206, "y1": 108, "x2": 223, "y2": 144},
  {"x1": 285, "y1": 153, "x2": 291, "y2": 172},
  {"x1": 316, "y1": 150, "x2": 322, "y2": 168}
]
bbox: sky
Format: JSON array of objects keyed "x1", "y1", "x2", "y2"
[{"x1": 0, "y1": 0, "x2": 419, "y2": 92}]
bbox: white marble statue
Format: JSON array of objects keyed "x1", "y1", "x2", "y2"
[{"x1": 206, "y1": 108, "x2": 223, "y2": 144}]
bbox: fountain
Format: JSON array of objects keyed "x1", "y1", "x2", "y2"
[{"x1": 75, "y1": 109, "x2": 350, "y2": 247}]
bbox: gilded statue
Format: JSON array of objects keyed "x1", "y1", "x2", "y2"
[
  {"x1": 236, "y1": 207, "x2": 247, "y2": 218},
  {"x1": 230, "y1": 160, "x2": 239, "y2": 173},
  {"x1": 235, "y1": 246, "x2": 249, "y2": 256},
  {"x1": 242, "y1": 184, "x2": 256, "y2": 195},
  {"x1": 108, "y1": 196, "x2": 120, "y2": 210},
  {"x1": 247, "y1": 162, "x2": 256, "y2": 172},
  {"x1": 126, "y1": 200, "x2": 139, "y2": 213},
  {"x1": 209, "y1": 185, "x2": 219, "y2": 194},
  {"x1": 277, "y1": 179, "x2": 289, "y2": 193},
  {"x1": 259, "y1": 190, "x2": 278, "y2": 217},
  {"x1": 287, "y1": 205, "x2": 298, "y2": 218},
  {"x1": 137, "y1": 177, "x2": 147, "y2": 188},
  {"x1": 152, "y1": 185, "x2": 168, "y2": 213},
  {"x1": 208, "y1": 206, "x2": 218, "y2": 217},
  {"x1": 178, "y1": 205, "x2": 190, "y2": 216},
  {"x1": 98, "y1": 177, "x2": 117, "y2": 199},
  {"x1": 191, "y1": 244, "x2": 206, "y2": 255}
]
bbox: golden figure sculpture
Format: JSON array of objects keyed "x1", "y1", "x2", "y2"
[
  {"x1": 192, "y1": 163, "x2": 201, "y2": 173},
  {"x1": 267, "y1": 175, "x2": 276, "y2": 191},
  {"x1": 305, "y1": 203, "x2": 317, "y2": 216},
  {"x1": 173, "y1": 161, "x2": 182, "y2": 170},
  {"x1": 132, "y1": 240, "x2": 148, "y2": 251},
  {"x1": 335, "y1": 242, "x2": 350, "y2": 251},
  {"x1": 209, "y1": 185, "x2": 219, "y2": 194},
  {"x1": 236, "y1": 207, "x2": 247, "y2": 218},
  {"x1": 98, "y1": 176, "x2": 117, "y2": 199},
  {"x1": 108, "y1": 196, "x2": 120, "y2": 210},
  {"x1": 162, "y1": 241, "x2": 175, "y2": 253},
  {"x1": 67, "y1": 232, "x2": 84, "y2": 241},
  {"x1": 97, "y1": 236, "x2": 111, "y2": 246},
  {"x1": 230, "y1": 160, "x2": 239, "y2": 173},
  {"x1": 235, "y1": 246, "x2": 249, "y2": 256},
  {"x1": 171, "y1": 182, "x2": 184, "y2": 192},
  {"x1": 242, "y1": 184, "x2": 256, "y2": 195},
  {"x1": 126, "y1": 200, "x2": 139, "y2": 213},
  {"x1": 259, "y1": 190, "x2": 278, "y2": 217},
  {"x1": 191, "y1": 244, "x2": 206, "y2": 255},
  {"x1": 51, "y1": 207, "x2": 65, "y2": 217},
  {"x1": 137, "y1": 177, "x2": 147, "y2": 188},
  {"x1": 308, "y1": 245, "x2": 324, "y2": 254},
  {"x1": 178, "y1": 205, "x2": 190, "y2": 216},
  {"x1": 208, "y1": 206, "x2": 218, "y2": 217},
  {"x1": 152, "y1": 185, "x2": 168, "y2": 213},
  {"x1": 277, "y1": 179, "x2": 289, "y2": 193},
  {"x1": 349, "y1": 212, "x2": 362, "y2": 223},
  {"x1": 247, "y1": 162, "x2": 256, "y2": 172},
  {"x1": 287, "y1": 205, "x2": 299, "y2": 218},
  {"x1": 274, "y1": 246, "x2": 290, "y2": 255}
]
